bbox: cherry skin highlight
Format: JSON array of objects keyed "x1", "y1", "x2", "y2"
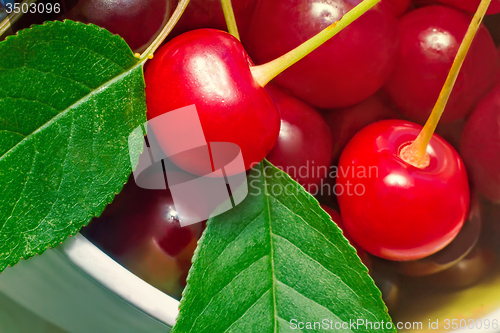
[
  {"x1": 324, "y1": 93, "x2": 401, "y2": 163},
  {"x1": 145, "y1": 29, "x2": 281, "y2": 174},
  {"x1": 265, "y1": 84, "x2": 332, "y2": 189},
  {"x1": 149, "y1": 191, "x2": 205, "y2": 257},
  {"x1": 336, "y1": 120, "x2": 470, "y2": 261},
  {"x1": 383, "y1": 5, "x2": 498, "y2": 124},
  {"x1": 245, "y1": 0, "x2": 399, "y2": 108},
  {"x1": 460, "y1": 83, "x2": 500, "y2": 203},
  {"x1": 82, "y1": 177, "x2": 205, "y2": 299}
]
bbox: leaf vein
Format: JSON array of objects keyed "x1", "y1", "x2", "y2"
[
  {"x1": 222, "y1": 289, "x2": 270, "y2": 333},
  {"x1": 0, "y1": 60, "x2": 145, "y2": 161},
  {"x1": 187, "y1": 256, "x2": 269, "y2": 333},
  {"x1": 273, "y1": 234, "x2": 361, "y2": 307},
  {"x1": 197, "y1": 210, "x2": 265, "y2": 290}
]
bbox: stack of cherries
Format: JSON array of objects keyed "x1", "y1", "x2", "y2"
[{"x1": 40, "y1": 0, "x2": 500, "y2": 317}]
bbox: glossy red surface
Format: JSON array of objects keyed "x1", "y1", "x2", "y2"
[
  {"x1": 337, "y1": 120, "x2": 470, "y2": 261},
  {"x1": 460, "y1": 83, "x2": 500, "y2": 203},
  {"x1": 384, "y1": 5, "x2": 498, "y2": 124},
  {"x1": 245, "y1": 0, "x2": 399, "y2": 108},
  {"x1": 145, "y1": 29, "x2": 280, "y2": 173},
  {"x1": 265, "y1": 84, "x2": 332, "y2": 189},
  {"x1": 150, "y1": 192, "x2": 204, "y2": 257}
]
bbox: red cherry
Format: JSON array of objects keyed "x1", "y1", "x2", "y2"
[
  {"x1": 383, "y1": 5, "x2": 498, "y2": 124},
  {"x1": 245, "y1": 0, "x2": 399, "y2": 108},
  {"x1": 324, "y1": 93, "x2": 401, "y2": 163},
  {"x1": 336, "y1": 120, "x2": 470, "y2": 261},
  {"x1": 265, "y1": 84, "x2": 332, "y2": 189},
  {"x1": 145, "y1": 29, "x2": 280, "y2": 174},
  {"x1": 148, "y1": 191, "x2": 205, "y2": 257},
  {"x1": 460, "y1": 83, "x2": 500, "y2": 203},
  {"x1": 64, "y1": 0, "x2": 173, "y2": 52}
]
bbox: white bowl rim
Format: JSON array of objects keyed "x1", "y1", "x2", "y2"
[{"x1": 63, "y1": 233, "x2": 180, "y2": 327}]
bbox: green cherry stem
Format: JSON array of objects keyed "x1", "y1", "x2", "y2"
[
  {"x1": 0, "y1": 0, "x2": 37, "y2": 37},
  {"x1": 400, "y1": 0, "x2": 492, "y2": 168},
  {"x1": 220, "y1": 0, "x2": 240, "y2": 41},
  {"x1": 139, "y1": 0, "x2": 191, "y2": 60},
  {"x1": 251, "y1": 0, "x2": 381, "y2": 87}
]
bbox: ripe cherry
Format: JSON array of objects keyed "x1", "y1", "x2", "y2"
[
  {"x1": 265, "y1": 83, "x2": 332, "y2": 189},
  {"x1": 336, "y1": 120, "x2": 470, "y2": 261},
  {"x1": 245, "y1": 0, "x2": 399, "y2": 108},
  {"x1": 394, "y1": 194, "x2": 480, "y2": 276},
  {"x1": 145, "y1": 29, "x2": 280, "y2": 174},
  {"x1": 383, "y1": 5, "x2": 498, "y2": 124},
  {"x1": 64, "y1": 0, "x2": 174, "y2": 52},
  {"x1": 145, "y1": 1, "x2": 383, "y2": 175},
  {"x1": 148, "y1": 191, "x2": 205, "y2": 257},
  {"x1": 82, "y1": 176, "x2": 205, "y2": 299},
  {"x1": 460, "y1": 83, "x2": 500, "y2": 203},
  {"x1": 324, "y1": 93, "x2": 401, "y2": 163}
]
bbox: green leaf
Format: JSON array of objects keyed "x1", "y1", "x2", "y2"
[
  {"x1": 0, "y1": 20, "x2": 146, "y2": 271},
  {"x1": 173, "y1": 160, "x2": 394, "y2": 333}
]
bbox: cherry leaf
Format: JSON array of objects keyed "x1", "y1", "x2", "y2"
[
  {"x1": 0, "y1": 20, "x2": 146, "y2": 271},
  {"x1": 173, "y1": 160, "x2": 394, "y2": 333}
]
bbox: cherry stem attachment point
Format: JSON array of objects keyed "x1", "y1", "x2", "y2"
[
  {"x1": 250, "y1": 0, "x2": 381, "y2": 87},
  {"x1": 0, "y1": 0, "x2": 37, "y2": 37},
  {"x1": 401, "y1": 0, "x2": 492, "y2": 169},
  {"x1": 220, "y1": 0, "x2": 240, "y2": 41},
  {"x1": 140, "y1": 0, "x2": 190, "y2": 60}
]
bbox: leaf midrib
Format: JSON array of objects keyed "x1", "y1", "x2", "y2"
[
  {"x1": 263, "y1": 163, "x2": 278, "y2": 333},
  {"x1": 0, "y1": 58, "x2": 146, "y2": 161}
]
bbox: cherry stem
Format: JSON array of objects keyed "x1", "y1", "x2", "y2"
[
  {"x1": 220, "y1": 0, "x2": 240, "y2": 41},
  {"x1": 139, "y1": 0, "x2": 191, "y2": 60},
  {"x1": 0, "y1": 0, "x2": 37, "y2": 37},
  {"x1": 251, "y1": 0, "x2": 381, "y2": 87},
  {"x1": 401, "y1": 0, "x2": 492, "y2": 168}
]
